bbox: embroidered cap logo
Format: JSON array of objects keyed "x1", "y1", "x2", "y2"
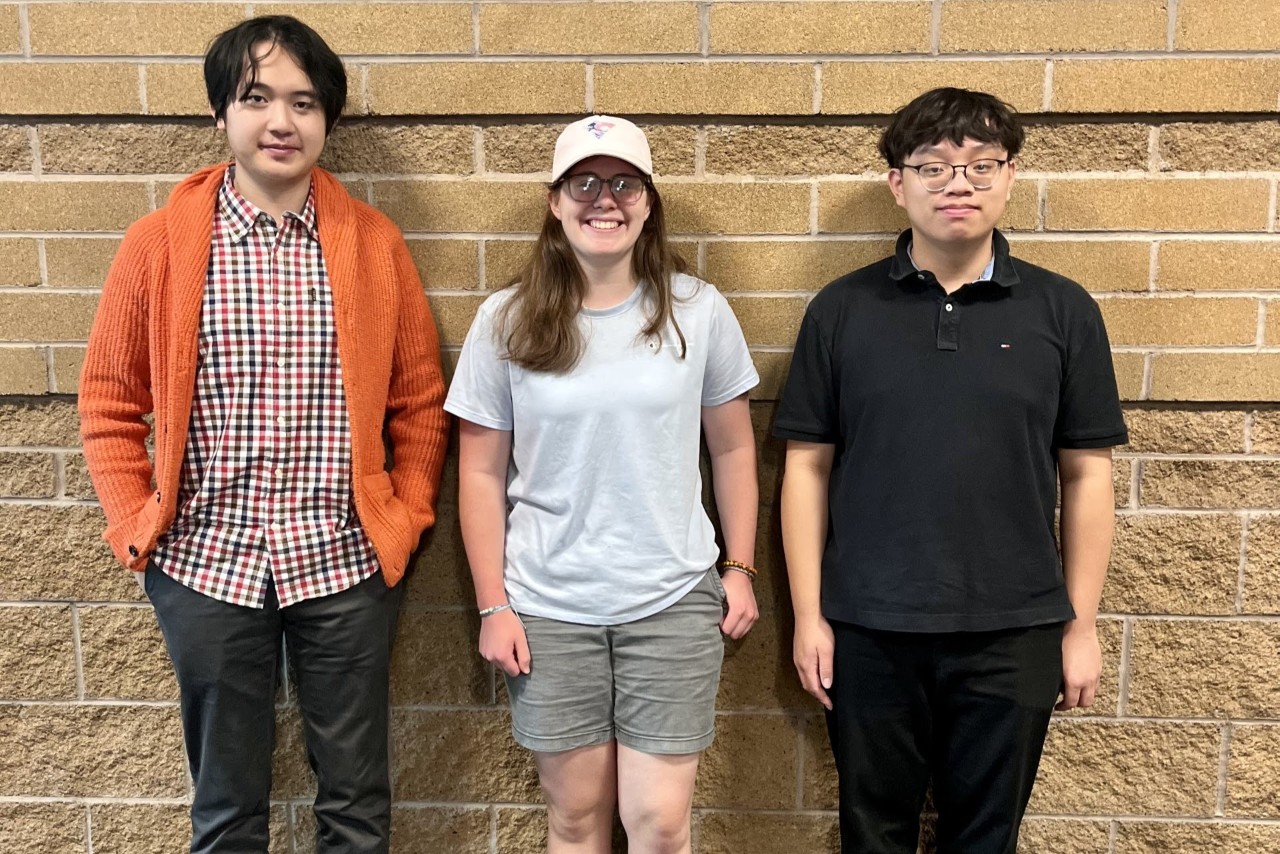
[{"x1": 586, "y1": 121, "x2": 615, "y2": 139}]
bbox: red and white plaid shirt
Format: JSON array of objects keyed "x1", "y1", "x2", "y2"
[{"x1": 152, "y1": 167, "x2": 381, "y2": 608}]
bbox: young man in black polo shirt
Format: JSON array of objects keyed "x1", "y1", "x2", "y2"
[{"x1": 775, "y1": 87, "x2": 1128, "y2": 853}]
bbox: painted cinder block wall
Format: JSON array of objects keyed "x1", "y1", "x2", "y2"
[{"x1": 1, "y1": 1, "x2": 1279, "y2": 851}]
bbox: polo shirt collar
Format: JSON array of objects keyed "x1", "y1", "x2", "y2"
[{"x1": 888, "y1": 229, "x2": 1021, "y2": 289}]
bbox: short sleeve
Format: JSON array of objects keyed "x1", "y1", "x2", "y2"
[
  {"x1": 443, "y1": 297, "x2": 515, "y2": 431},
  {"x1": 772, "y1": 309, "x2": 837, "y2": 443},
  {"x1": 1054, "y1": 298, "x2": 1128, "y2": 449},
  {"x1": 701, "y1": 289, "x2": 759, "y2": 407}
]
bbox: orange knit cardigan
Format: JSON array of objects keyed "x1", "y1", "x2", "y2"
[{"x1": 79, "y1": 164, "x2": 449, "y2": 584}]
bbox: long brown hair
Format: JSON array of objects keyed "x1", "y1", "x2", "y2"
[{"x1": 496, "y1": 182, "x2": 688, "y2": 374}]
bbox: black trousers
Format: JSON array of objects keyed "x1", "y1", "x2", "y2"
[
  {"x1": 826, "y1": 621, "x2": 1063, "y2": 854},
  {"x1": 146, "y1": 564, "x2": 405, "y2": 854}
]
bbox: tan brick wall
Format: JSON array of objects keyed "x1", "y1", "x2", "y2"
[{"x1": 1, "y1": 1, "x2": 1278, "y2": 851}]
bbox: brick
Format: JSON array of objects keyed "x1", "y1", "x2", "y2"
[
  {"x1": 0, "y1": 4, "x2": 17, "y2": 53},
  {"x1": 0, "y1": 349, "x2": 49, "y2": 395},
  {"x1": 0, "y1": 451, "x2": 55, "y2": 498},
  {"x1": 369, "y1": 63, "x2": 586, "y2": 115},
  {"x1": 705, "y1": 125, "x2": 882, "y2": 177},
  {"x1": 1158, "y1": 241, "x2": 1280, "y2": 292},
  {"x1": 0, "y1": 399, "x2": 80, "y2": 446},
  {"x1": 392, "y1": 709, "x2": 540, "y2": 802},
  {"x1": 0, "y1": 606, "x2": 75, "y2": 700},
  {"x1": 1113, "y1": 457, "x2": 1132, "y2": 507},
  {"x1": 596, "y1": 63, "x2": 813, "y2": 116},
  {"x1": 484, "y1": 239, "x2": 535, "y2": 287},
  {"x1": 1046, "y1": 179, "x2": 1271, "y2": 233},
  {"x1": 406, "y1": 239, "x2": 480, "y2": 290},
  {"x1": 0, "y1": 505, "x2": 140, "y2": 602},
  {"x1": 373, "y1": 179, "x2": 545, "y2": 233},
  {"x1": 1030, "y1": 721, "x2": 1221, "y2": 815},
  {"x1": 495, "y1": 807, "x2": 549, "y2": 853},
  {"x1": 0, "y1": 182, "x2": 149, "y2": 232},
  {"x1": 1019, "y1": 123, "x2": 1151, "y2": 173},
  {"x1": 390, "y1": 609, "x2": 489, "y2": 705},
  {"x1": 822, "y1": 61, "x2": 1044, "y2": 114},
  {"x1": 1006, "y1": 240, "x2": 1149, "y2": 293},
  {"x1": 1227, "y1": 725, "x2": 1280, "y2": 817},
  {"x1": 38, "y1": 123, "x2": 226, "y2": 175},
  {"x1": 1053, "y1": 59, "x2": 1280, "y2": 113},
  {"x1": 1159, "y1": 122, "x2": 1280, "y2": 173},
  {"x1": 1244, "y1": 517, "x2": 1280, "y2": 614},
  {"x1": 427, "y1": 294, "x2": 488, "y2": 348},
  {"x1": 1268, "y1": 307, "x2": 1280, "y2": 346},
  {"x1": 1177, "y1": 0, "x2": 1280, "y2": 50},
  {"x1": 388, "y1": 806, "x2": 491, "y2": 854},
  {"x1": 91, "y1": 803, "x2": 290, "y2": 854},
  {"x1": 1018, "y1": 819, "x2": 1111, "y2": 854},
  {"x1": 753, "y1": 400, "x2": 784, "y2": 505},
  {"x1": 0, "y1": 238, "x2": 40, "y2": 286},
  {"x1": 62, "y1": 452, "x2": 94, "y2": 500},
  {"x1": 1097, "y1": 297, "x2": 1259, "y2": 346},
  {"x1": 1056, "y1": 618, "x2": 1123, "y2": 718},
  {"x1": 942, "y1": 0, "x2": 1164, "y2": 52},
  {"x1": 482, "y1": 2, "x2": 697, "y2": 55},
  {"x1": 0, "y1": 124, "x2": 32, "y2": 172},
  {"x1": 1107, "y1": 513, "x2": 1244, "y2": 615},
  {"x1": 1112, "y1": 352, "x2": 1144, "y2": 401},
  {"x1": 1151, "y1": 354, "x2": 1280, "y2": 402},
  {"x1": 726, "y1": 296, "x2": 806, "y2": 347},
  {"x1": 1254, "y1": 412, "x2": 1280, "y2": 454},
  {"x1": 1116, "y1": 823, "x2": 1280, "y2": 854},
  {"x1": 718, "y1": 612, "x2": 809, "y2": 709},
  {"x1": 706, "y1": 240, "x2": 893, "y2": 293},
  {"x1": 0, "y1": 294, "x2": 98, "y2": 342},
  {"x1": 696, "y1": 714, "x2": 799, "y2": 809},
  {"x1": 1124, "y1": 409, "x2": 1246, "y2": 454},
  {"x1": 256, "y1": 3, "x2": 471, "y2": 54},
  {"x1": 0, "y1": 803, "x2": 84, "y2": 854},
  {"x1": 143, "y1": 63, "x2": 206, "y2": 115},
  {"x1": 698, "y1": 813, "x2": 839, "y2": 854},
  {"x1": 1142, "y1": 460, "x2": 1280, "y2": 509},
  {"x1": 52, "y1": 347, "x2": 85, "y2": 394},
  {"x1": 666, "y1": 182, "x2": 811, "y2": 236},
  {"x1": 30, "y1": 3, "x2": 242, "y2": 55},
  {"x1": 753, "y1": 351, "x2": 792, "y2": 402},
  {"x1": 802, "y1": 712, "x2": 837, "y2": 808},
  {"x1": 78, "y1": 606, "x2": 177, "y2": 701},
  {"x1": 320, "y1": 124, "x2": 474, "y2": 175},
  {"x1": 484, "y1": 123, "x2": 697, "y2": 176},
  {"x1": 0, "y1": 705, "x2": 186, "y2": 796},
  {"x1": 404, "y1": 500, "x2": 475, "y2": 609},
  {"x1": 1128, "y1": 620, "x2": 1280, "y2": 718},
  {"x1": 44, "y1": 238, "x2": 121, "y2": 288},
  {"x1": 819, "y1": 179, "x2": 1038, "y2": 233},
  {"x1": 0, "y1": 63, "x2": 141, "y2": 114},
  {"x1": 711, "y1": 1, "x2": 930, "y2": 55}
]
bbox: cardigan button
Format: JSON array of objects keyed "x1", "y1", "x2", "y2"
[{"x1": 128, "y1": 545, "x2": 139, "y2": 557}]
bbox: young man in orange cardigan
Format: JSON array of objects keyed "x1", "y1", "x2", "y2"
[{"x1": 79, "y1": 16, "x2": 448, "y2": 853}]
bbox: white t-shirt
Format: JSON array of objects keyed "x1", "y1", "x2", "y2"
[{"x1": 444, "y1": 273, "x2": 759, "y2": 624}]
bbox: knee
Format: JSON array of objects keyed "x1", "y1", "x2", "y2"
[
  {"x1": 619, "y1": 800, "x2": 691, "y2": 852},
  {"x1": 546, "y1": 794, "x2": 612, "y2": 843}
]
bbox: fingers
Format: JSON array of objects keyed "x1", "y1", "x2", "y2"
[
  {"x1": 514, "y1": 631, "x2": 531, "y2": 675},
  {"x1": 794, "y1": 651, "x2": 833, "y2": 711},
  {"x1": 720, "y1": 600, "x2": 759, "y2": 640},
  {"x1": 1055, "y1": 679, "x2": 1097, "y2": 711}
]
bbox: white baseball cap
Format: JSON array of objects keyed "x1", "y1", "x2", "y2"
[{"x1": 550, "y1": 115, "x2": 653, "y2": 182}]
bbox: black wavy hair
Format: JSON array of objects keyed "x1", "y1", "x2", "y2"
[
  {"x1": 204, "y1": 15, "x2": 346, "y2": 135},
  {"x1": 878, "y1": 87, "x2": 1025, "y2": 168}
]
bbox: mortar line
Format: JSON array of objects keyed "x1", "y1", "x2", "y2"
[
  {"x1": 1235, "y1": 515, "x2": 1250, "y2": 614},
  {"x1": 1167, "y1": 0, "x2": 1180, "y2": 52},
  {"x1": 1115, "y1": 617, "x2": 1133, "y2": 716},
  {"x1": 1215, "y1": 723, "x2": 1233, "y2": 817},
  {"x1": 17, "y1": 3, "x2": 30, "y2": 57}
]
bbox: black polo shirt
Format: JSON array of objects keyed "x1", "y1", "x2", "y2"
[{"x1": 774, "y1": 230, "x2": 1128, "y2": 633}]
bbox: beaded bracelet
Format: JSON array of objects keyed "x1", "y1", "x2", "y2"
[
  {"x1": 719, "y1": 559, "x2": 759, "y2": 582},
  {"x1": 478, "y1": 603, "x2": 512, "y2": 618}
]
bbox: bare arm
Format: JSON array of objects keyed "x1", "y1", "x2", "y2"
[
  {"x1": 781, "y1": 440, "x2": 836, "y2": 709},
  {"x1": 1057, "y1": 446, "x2": 1115, "y2": 710},
  {"x1": 457, "y1": 420, "x2": 528, "y2": 676},
  {"x1": 702, "y1": 393, "x2": 759, "y2": 639}
]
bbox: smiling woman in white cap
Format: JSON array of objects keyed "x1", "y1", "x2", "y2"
[{"x1": 445, "y1": 115, "x2": 761, "y2": 852}]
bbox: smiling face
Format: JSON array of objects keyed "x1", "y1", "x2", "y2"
[
  {"x1": 216, "y1": 40, "x2": 327, "y2": 209},
  {"x1": 888, "y1": 137, "x2": 1016, "y2": 251},
  {"x1": 549, "y1": 155, "x2": 652, "y2": 271}
]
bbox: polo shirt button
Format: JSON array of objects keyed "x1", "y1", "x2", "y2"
[
  {"x1": 917, "y1": 273, "x2": 926, "y2": 280},
  {"x1": 128, "y1": 545, "x2": 139, "y2": 557},
  {"x1": 945, "y1": 303, "x2": 954, "y2": 312}
]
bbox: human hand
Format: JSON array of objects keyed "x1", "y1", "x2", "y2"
[
  {"x1": 793, "y1": 613, "x2": 835, "y2": 710},
  {"x1": 719, "y1": 570, "x2": 759, "y2": 639},
  {"x1": 1057, "y1": 622, "x2": 1101, "y2": 711},
  {"x1": 479, "y1": 608, "x2": 530, "y2": 677}
]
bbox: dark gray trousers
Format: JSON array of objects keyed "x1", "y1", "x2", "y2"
[{"x1": 145, "y1": 563, "x2": 404, "y2": 854}]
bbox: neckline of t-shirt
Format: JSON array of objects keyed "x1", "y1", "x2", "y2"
[{"x1": 579, "y1": 283, "x2": 645, "y2": 319}]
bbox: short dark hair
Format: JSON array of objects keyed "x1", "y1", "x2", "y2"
[
  {"x1": 204, "y1": 15, "x2": 346, "y2": 135},
  {"x1": 878, "y1": 87, "x2": 1025, "y2": 168}
]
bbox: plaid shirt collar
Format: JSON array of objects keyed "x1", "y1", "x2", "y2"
[{"x1": 218, "y1": 164, "x2": 320, "y2": 244}]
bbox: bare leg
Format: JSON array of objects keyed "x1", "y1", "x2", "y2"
[
  {"x1": 616, "y1": 745, "x2": 700, "y2": 854},
  {"x1": 535, "y1": 742, "x2": 618, "y2": 854}
]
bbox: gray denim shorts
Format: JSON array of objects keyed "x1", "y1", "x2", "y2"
[{"x1": 505, "y1": 568, "x2": 727, "y2": 755}]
